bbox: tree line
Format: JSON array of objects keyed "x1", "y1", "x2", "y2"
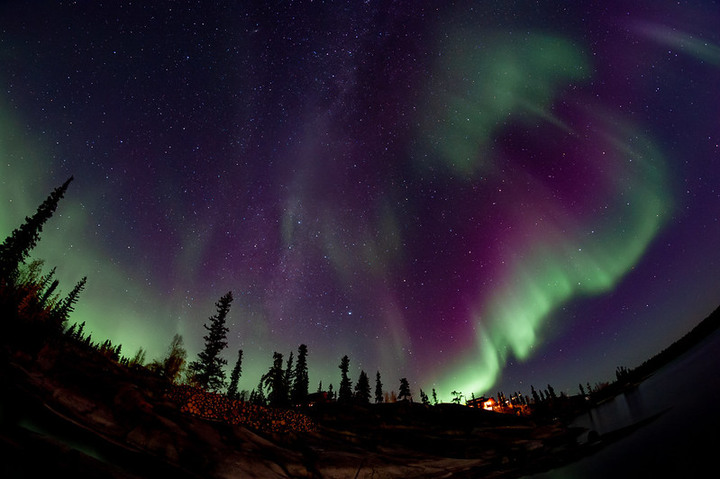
[
  {"x1": 0, "y1": 177, "x2": 437, "y2": 409},
  {"x1": 3, "y1": 177, "x2": 640, "y2": 416},
  {"x1": 0, "y1": 177, "x2": 87, "y2": 351}
]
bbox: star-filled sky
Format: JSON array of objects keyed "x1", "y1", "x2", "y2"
[{"x1": 2, "y1": 1, "x2": 719, "y2": 401}]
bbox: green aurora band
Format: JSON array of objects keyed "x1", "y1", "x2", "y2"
[
  {"x1": 1, "y1": 27, "x2": 676, "y2": 401},
  {"x1": 417, "y1": 32, "x2": 591, "y2": 178},
  {"x1": 0, "y1": 97, "x2": 194, "y2": 368},
  {"x1": 419, "y1": 32, "x2": 672, "y2": 398}
]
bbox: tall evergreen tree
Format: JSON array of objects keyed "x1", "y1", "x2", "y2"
[
  {"x1": 162, "y1": 333, "x2": 187, "y2": 383},
  {"x1": 263, "y1": 352, "x2": 288, "y2": 407},
  {"x1": 291, "y1": 344, "x2": 309, "y2": 405},
  {"x1": 227, "y1": 349, "x2": 243, "y2": 400},
  {"x1": 37, "y1": 266, "x2": 56, "y2": 292},
  {"x1": 37, "y1": 266, "x2": 60, "y2": 310},
  {"x1": 251, "y1": 378, "x2": 266, "y2": 406},
  {"x1": 338, "y1": 355, "x2": 353, "y2": 402},
  {"x1": 130, "y1": 347, "x2": 147, "y2": 368},
  {"x1": 531, "y1": 385, "x2": 540, "y2": 404},
  {"x1": 188, "y1": 291, "x2": 232, "y2": 391},
  {"x1": 284, "y1": 351, "x2": 294, "y2": 402},
  {"x1": 72, "y1": 321, "x2": 86, "y2": 341},
  {"x1": 547, "y1": 384, "x2": 557, "y2": 400},
  {"x1": 374, "y1": 370, "x2": 383, "y2": 403},
  {"x1": 16, "y1": 259, "x2": 45, "y2": 286},
  {"x1": 354, "y1": 370, "x2": 371, "y2": 403},
  {"x1": 0, "y1": 177, "x2": 73, "y2": 284},
  {"x1": 51, "y1": 276, "x2": 87, "y2": 328},
  {"x1": 398, "y1": 377, "x2": 412, "y2": 402},
  {"x1": 38, "y1": 279, "x2": 59, "y2": 309}
]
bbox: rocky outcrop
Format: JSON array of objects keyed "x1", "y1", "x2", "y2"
[{"x1": 2, "y1": 342, "x2": 599, "y2": 478}]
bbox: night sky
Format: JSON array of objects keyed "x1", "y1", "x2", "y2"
[{"x1": 2, "y1": 1, "x2": 719, "y2": 401}]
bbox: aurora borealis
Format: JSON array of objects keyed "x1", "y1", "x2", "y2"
[{"x1": 1, "y1": 1, "x2": 719, "y2": 401}]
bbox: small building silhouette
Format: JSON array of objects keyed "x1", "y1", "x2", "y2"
[
  {"x1": 305, "y1": 391, "x2": 329, "y2": 406},
  {"x1": 466, "y1": 396, "x2": 496, "y2": 411}
]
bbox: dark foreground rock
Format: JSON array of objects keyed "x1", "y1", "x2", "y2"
[{"x1": 0, "y1": 343, "x2": 654, "y2": 478}]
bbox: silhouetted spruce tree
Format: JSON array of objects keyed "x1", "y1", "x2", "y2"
[
  {"x1": 162, "y1": 334, "x2": 187, "y2": 384},
  {"x1": 420, "y1": 389, "x2": 430, "y2": 405},
  {"x1": 227, "y1": 349, "x2": 243, "y2": 400},
  {"x1": 338, "y1": 355, "x2": 353, "y2": 402},
  {"x1": 16, "y1": 259, "x2": 45, "y2": 286},
  {"x1": 39, "y1": 278, "x2": 59, "y2": 309},
  {"x1": 188, "y1": 291, "x2": 232, "y2": 391},
  {"x1": 37, "y1": 265, "x2": 56, "y2": 291},
  {"x1": 284, "y1": 351, "x2": 294, "y2": 402},
  {"x1": 51, "y1": 276, "x2": 87, "y2": 329},
  {"x1": 263, "y1": 352, "x2": 288, "y2": 407},
  {"x1": 496, "y1": 391, "x2": 502, "y2": 406},
  {"x1": 64, "y1": 322, "x2": 76, "y2": 339},
  {"x1": 432, "y1": 388, "x2": 438, "y2": 405},
  {"x1": 130, "y1": 347, "x2": 146, "y2": 368},
  {"x1": 531, "y1": 385, "x2": 540, "y2": 404},
  {"x1": 70, "y1": 321, "x2": 86, "y2": 341},
  {"x1": 547, "y1": 384, "x2": 557, "y2": 400},
  {"x1": 251, "y1": 378, "x2": 266, "y2": 406},
  {"x1": 374, "y1": 370, "x2": 383, "y2": 403},
  {"x1": 398, "y1": 377, "x2": 412, "y2": 402},
  {"x1": 291, "y1": 344, "x2": 309, "y2": 405},
  {"x1": 354, "y1": 370, "x2": 371, "y2": 403},
  {"x1": 0, "y1": 177, "x2": 73, "y2": 285}
]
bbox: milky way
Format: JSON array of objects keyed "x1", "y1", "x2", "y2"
[{"x1": 2, "y1": 1, "x2": 719, "y2": 400}]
